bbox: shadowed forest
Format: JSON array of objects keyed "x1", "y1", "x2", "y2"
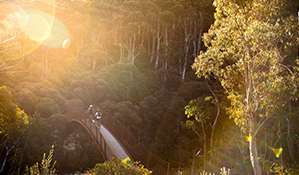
[{"x1": 0, "y1": 0, "x2": 298, "y2": 174}]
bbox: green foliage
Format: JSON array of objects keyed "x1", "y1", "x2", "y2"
[
  {"x1": 59, "y1": 122, "x2": 103, "y2": 172},
  {"x1": 24, "y1": 115, "x2": 56, "y2": 166},
  {"x1": 25, "y1": 145, "x2": 56, "y2": 175},
  {"x1": 36, "y1": 98, "x2": 61, "y2": 118},
  {"x1": 16, "y1": 88, "x2": 38, "y2": 115},
  {"x1": 270, "y1": 163, "x2": 298, "y2": 175},
  {"x1": 3, "y1": 0, "x2": 299, "y2": 174},
  {"x1": 199, "y1": 167, "x2": 230, "y2": 175},
  {"x1": 185, "y1": 98, "x2": 206, "y2": 123},
  {"x1": 220, "y1": 167, "x2": 230, "y2": 175},
  {"x1": 192, "y1": 0, "x2": 298, "y2": 173},
  {"x1": 89, "y1": 157, "x2": 152, "y2": 175},
  {"x1": 101, "y1": 63, "x2": 148, "y2": 103},
  {"x1": 101, "y1": 100, "x2": 142, "y2": 125},
  {"x1": 185, "y1": 96, "x2": 214, "y2": 123},
  {"x1": 0, "y1": 86, "x2": 29, "y2": 173},
  {"x1": 0, "y1": 86, "x2": 28, "y2": 135}
]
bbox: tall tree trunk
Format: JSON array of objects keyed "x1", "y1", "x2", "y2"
[
  {"x1": 128, "y1": 24, "x2": 144, "y2": 65},
  {"x1": 130, "y1": 33, "x2": 136, "y2": 64},
  {"x1": 164, "y1": 24, "x2": 169, "y2": 57},
  {"x1": 147, "y1": 28, "x2": 151, "y2": 56},
  {"x1": 201, "y1": 121, "x2": 206, "y2": 171},
  {"x1": 119, "y1": 25, "x2": 124, "y2": 62},
  {"x1": 150, "y1": 31, "x2": 156, "y2": 63},
  {"x1": 197, "y1": 11, "x2": 203, "y2": 56},
  {"x1": 181, "y1": 17, "x2": 191, "y2": 81},
  {"x1": 43, "y1": 48, "x2": 52, "y2": 80},
  {"x1": 91, "y1": 31, "x2": 98, "y2": 71},
  {"x1": 191, "y1": 149, "x2": 195, "y2": 175},
  {"x1": 244, "y1": 48, "x2": 262, "y2": 175},
  {"x1": 163, "y1": 24, "x2": 169, "y2": 88},
  {"x1": 249, "y1": 119, "x2": 262, "y2": 175},
  {"x1": 154, "y1": 18, "x2": 161, "y2": 69},
  {"x1": 205, "y1": 78, "x2": 220, "y2": 165},
  {"x1": 1, "y1": 145, "x2": 15, "y2": 172},
  {"x1": 192, "y1": 9, "x2": 197, "y2": 58}
]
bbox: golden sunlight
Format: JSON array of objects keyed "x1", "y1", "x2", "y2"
[
  {"x1": 24, "y1": 12, "x2": 51, "y2": 42},
  {"x1": 0, "y1": 2, "x2": 26, "y2": 37},
  {"x1": 1, "y1": 0, "x2": 70, "y2": 52},
  {"x1": 24, "y1": 9, "x2": 70, "y2": 48}
]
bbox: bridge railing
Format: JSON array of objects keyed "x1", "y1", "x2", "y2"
[
  {"x1": 99, "y1": 110, "x2": 170, "y2": 175},
  {"x1": 66, "y1": 109, "x2": 115, "y2": 161}
]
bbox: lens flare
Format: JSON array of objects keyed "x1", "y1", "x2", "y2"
[
  {"x1": 0, "y1": 0, "x2": 72, "y2": 61},
  {"x1": 246, "y1": 135, "x2": 252, "y2": 142},
  {"x1": 24, "y1": 12, "x2": 51, "y2": 41},
  {"x1": 62, "y1": 39, "x2": 70, "y2": 49},
  {"x1": 23, "y1": 9, "x2": 70, "y2": 48},
  {"x1": 271, "y1": 147, "x2": 283, "y2": 158}
]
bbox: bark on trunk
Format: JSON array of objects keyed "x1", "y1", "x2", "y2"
[
  {"x1": 244, "y1": 47, "x2": 262, "y2": 175},
  {"x1": 249, "y1": 124, "x2": 262, "y2": 175},
  {"x1": 201, "y1": 121, "x2": 206, "y2": 171},
  {"x1": 197, "y1": 11, "x2": 203, "y2": 56},
  {"x1": 205, "y1": 78, "x2": 220, "y2": 164},
  {"x1": 181, "y1": 17, "x2": 192, "y2": 81}
]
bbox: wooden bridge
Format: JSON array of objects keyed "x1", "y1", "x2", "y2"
[{"x1": 66, "y1": 108, "x2": 170, "y2": 175}]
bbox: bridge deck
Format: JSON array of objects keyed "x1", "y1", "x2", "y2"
[{"x1": 93, "y1": 120, "x2": 129, "y2": 160}]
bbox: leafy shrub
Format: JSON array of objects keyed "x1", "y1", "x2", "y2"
[
  {"x1": 88, "y1": 157, "x2": 152, "y2": 175},
  {"x1": 200, "y1": 167, "x2": 230, "y2": 175},
  {"x1": 25, "y1": 145, "x2": 56, "y2": 175}
]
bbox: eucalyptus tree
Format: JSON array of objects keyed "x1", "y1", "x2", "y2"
[
  {"x1": 171, "y1": 0, "x2": 213, "y2": 81},
  {"x1": 151, "y1": 1, "x2": 177, "y2": 89},
  {"x1": 143, "y1": 1, "x2": 159, "y2": 63},
  {"x1": 0, "y1": 86, "x2": 28, "y2": 174},
  {"x1": 185, "y1": 79, "x2": 222, "y2": 171},
  {"x1": 192, "y1": 0, "x2": 298, "y2": 174},
  {"x1": 171, "y1": 2, "x2": 194, "y2": 81},
  {"x1": 149, "y1": 0, "x2": 175, "y2": 70},
  {"x1": 82, "y1": 0, "x2": 116, "y2": 70},
  {"x1": 0, "y1": 1, "x2": 27, "y2": 76},
  {"x1": 121, "y1": 0, "x2": 146, "y2": 65},
  {"x1": 56, "y1": 0, "x2": 89, "y2": 63}
]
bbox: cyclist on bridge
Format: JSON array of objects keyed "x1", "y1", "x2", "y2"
[
  {"x1": 87, "y1": 105, "x2": 94, "y2": 119},
  {"x1": 94, "y1": 109, "x2": 102, "y2": 128}
]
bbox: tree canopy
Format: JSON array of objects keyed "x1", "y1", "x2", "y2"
[
  {"x1": 0, "y1": 0, "x2": 298, "y2": 174},
  {"x1": 192, "y1": 0, "x2": 298, "y2": 174}
]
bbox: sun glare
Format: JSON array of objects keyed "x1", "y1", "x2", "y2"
[
  {"x1": 1, "y1": 1, "x2": 70, "y2": 54},
  {"x1": 25, "y1": 12, "x2": 52, "y2": 41},
  {"x1": 23, "y1": 9, "x2": 70, "y2": 48}
]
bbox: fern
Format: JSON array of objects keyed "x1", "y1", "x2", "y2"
[{"x1": 25, "y1": 145, "x2": 56, "y2": 175}]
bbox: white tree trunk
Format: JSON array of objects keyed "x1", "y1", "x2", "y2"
[
  {"x1": 244, "y1": 51, "x2": 262, "y2": 175},
  {"x1": 154, "y1": 19, "x2": 161, "y2": 69},
  {"x1": 197, "y1": 11, "x2": 203, "y2": 56},
  {"x1": 249, "y1": 119, "x2": 262, "y2": 175},
  {"x1": 181, "y1": 17, "x2": 192, "y2": 81},
  {"x1": 150, "y1": 31, "x2": 156, "y2": 63}
]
